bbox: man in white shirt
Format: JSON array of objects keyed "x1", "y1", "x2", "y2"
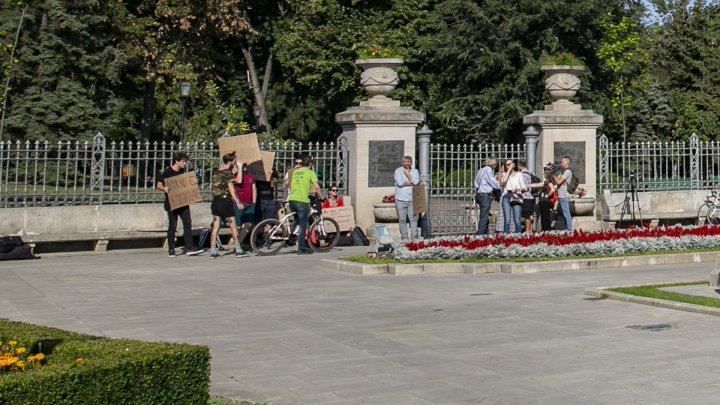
[
  {"x1": 394, "y1": 155, "x2": 420, "y2": 240},
  {"x1": 473, "y1": 157, "x2": 501, "y2": 235}
]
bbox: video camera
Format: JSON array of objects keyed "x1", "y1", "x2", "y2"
[{"x1": 547, "y1": 161, "x2": 562, "y2": 176}]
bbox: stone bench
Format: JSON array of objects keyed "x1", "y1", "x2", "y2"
[
  {"x1": 21, "y1": 228, "x2": 233, "y2": 253},
  {"x1": 598, "y1": 190, "x2": 708, "y2": 227}
]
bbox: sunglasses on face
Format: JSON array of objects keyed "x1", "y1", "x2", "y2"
[{"x1": 330, "y1": 188, "x2": 338, "y2": 192}]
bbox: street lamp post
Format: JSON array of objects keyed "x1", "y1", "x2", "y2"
[{"x1": 179, "y1": 81, "x2": 191, "y2": 143}]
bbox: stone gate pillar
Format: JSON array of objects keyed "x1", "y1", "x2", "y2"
[
  {"x1": 523, "y1": 65, "x2": 603, "y2": 229},
  {"x1": 335, "y1": 58, "x2": 424, "y2": 235}
]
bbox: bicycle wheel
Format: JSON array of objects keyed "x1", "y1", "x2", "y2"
[
  {"x1": 698, "y1": 202, "x2": 709, "y2": 225},
  {"x1": 708, "y1": 205, "x2": 720, "y2": 225},
  {"x1": 307, "y1": 217, "x2": 340, "y2": 252},
  {"x1": 250, "y1": 218, "x2": 288, "y2": 255}
]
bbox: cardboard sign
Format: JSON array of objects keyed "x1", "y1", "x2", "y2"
[
  {"x1": 166, "y1": 172, "x2": 202, "y2": 210},
  {"x1": 323, "y1": 205, "x2": 355, "y2": 232},
  {"x1": 247, "y1": 151, "x2": 275, "y2": 181},
  {"x1": 413, "y1": 184, "x2": 428, "y2": 214},
  {"x1": 217, "y1": 133, "x2": 262, "y2": 164}
]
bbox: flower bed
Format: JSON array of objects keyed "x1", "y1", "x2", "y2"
[{"x1": 394, "y1": 225, "x2": 720, "y2": 261}]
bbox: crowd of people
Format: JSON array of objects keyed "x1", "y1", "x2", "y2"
[
  {"x1": 474, "y1": 155, "x2": 574, "y2": 234},
  {"x1": 157, "y1": 152, "x2": 342, "y2": 257}
]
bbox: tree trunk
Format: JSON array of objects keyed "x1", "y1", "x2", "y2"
[
  {"x1": 0, "y1": 5, "x2": 29, "y2": 141},
  {"x1": 240, "y1": 42, "x2": 271, "y2": 133},
  {"x1": 140, "y1": 74, "x2": 156, "y2": 142}
]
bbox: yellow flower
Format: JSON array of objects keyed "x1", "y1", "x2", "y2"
[
  {"x1": 15, "y1": 360, "x2": 25, "y2": 369},
  {"x1": 8, "y1": 341, "x2": 17, "y2": 346},
  {"x1": 16, "y1": 347, "x2": 26, "y2": 354},
  {"x1": 75, "y1": 357, "x2": 84, "y2": 363}
]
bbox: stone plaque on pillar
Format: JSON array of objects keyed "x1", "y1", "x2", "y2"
[
  {"x1": 368, "y1": 140, "x2": 404, "y2": 187},
  {"x1": 554, "y1": 141, "x2": 585, "y2": 183}
]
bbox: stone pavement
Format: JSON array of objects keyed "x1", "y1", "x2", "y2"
[{"x1": 2, "y1": 247, "x2": 720, "y2": 404}]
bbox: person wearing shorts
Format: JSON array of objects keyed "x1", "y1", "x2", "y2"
[{"x1": 209, "y1": 152, "x2": 244, "y2": 258}]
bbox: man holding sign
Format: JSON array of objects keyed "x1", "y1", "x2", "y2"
[{"x1": 156, "y1": 152, "x2": 204, "y2": 257}]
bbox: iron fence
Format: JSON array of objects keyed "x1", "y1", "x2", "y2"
[
  {"x1": 428, "y1": 143, "x2": 526, "y2": 236},
  {"x1": 598, "y1": 133, "x2": 720, "y2": 192},
  {"x1": 0, "y1": 133, "x2": 347, "y2": 208}
]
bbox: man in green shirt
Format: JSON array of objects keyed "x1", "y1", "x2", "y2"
[{"x1": 289, "y1": 154, "x2": 321, "y2": 254}]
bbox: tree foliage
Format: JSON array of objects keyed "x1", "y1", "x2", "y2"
[{"x1": 1, "y1": 0, "x2": 720, "y2": 144}]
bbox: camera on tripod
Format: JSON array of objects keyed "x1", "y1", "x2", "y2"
[{"x1": 627, "y1": 169, "x2": 637, "y2": 188}]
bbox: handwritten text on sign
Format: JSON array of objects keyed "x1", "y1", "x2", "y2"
[
  {"x1": 322, "y1": 205, "x2": 355, "y2": 232},
  {"x1": 166, "y1": 172, "x2": 202, "y2": 210}
]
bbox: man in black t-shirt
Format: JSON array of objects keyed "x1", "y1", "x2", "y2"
[
  {"x1": 156, "y1": 152, "x2": 204, "y2": 257},
  {"x1": 255, "y1": 168, "x2": 279, "y2": 222}
]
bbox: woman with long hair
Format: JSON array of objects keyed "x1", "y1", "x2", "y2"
[{"x1": 499, "y1": 159, "x2": 527, "y2": 233}]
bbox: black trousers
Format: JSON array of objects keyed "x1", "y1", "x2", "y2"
[
  {"x1": 167, "y1": 205, "x2": 195, "y2": 250},
  {"x1": 537, "y1": 198, "x2": 554, "y2": 231}
]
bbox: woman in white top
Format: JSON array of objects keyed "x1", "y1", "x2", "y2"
[{"x1": 499, "y1": 159, "x2": 527, "y2": 233}]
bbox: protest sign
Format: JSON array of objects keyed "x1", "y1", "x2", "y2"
[
  {"x1": 217, "y1": 133, "x2": 262, "y2": 163},
  {"x1": 413, "y1": 184, "x2": 427, "y2": 214},
  {"x1": 166, "y1": 172, "x2": 202, "y2": 210},
  {"x1": 322, "y1": 205, "x2": 355, "y2": 231},
  {"x1": 247, "y1": 151, "x2": 275, "y2": 181}
]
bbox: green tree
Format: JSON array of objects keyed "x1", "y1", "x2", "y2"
[{"x1": 597, "y1": 12, "x2": 647, "y2": 142}]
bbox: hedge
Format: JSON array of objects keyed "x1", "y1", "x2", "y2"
[{"x1": 0, "y1": 318, "x2": 210, "y2": 404}]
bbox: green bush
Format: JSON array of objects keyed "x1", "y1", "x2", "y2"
[{"x1": 0, "y1": 319, "x2": 210, "y2": 404}]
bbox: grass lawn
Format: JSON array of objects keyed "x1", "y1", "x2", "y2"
[
  {"x1": 608, "y1": 281, "x2": 720, "y2": 308},
  {"x1": 342, "y1": 247, "x2": 720, "y2": 265}
]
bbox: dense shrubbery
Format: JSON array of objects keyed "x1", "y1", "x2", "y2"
[{"x1": 0, "y1": 318, "x2": 210, "y2": 404}]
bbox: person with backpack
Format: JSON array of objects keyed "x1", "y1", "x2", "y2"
[
  {"x1": 517, "y1": 160, "x2": 544, "y2": 233},
  {"x1": 473, "y1": 157, "x2": 502, "y2": 235},
  {"x1": 553, "y1": 156, "x2": 574, "y2": 232}
]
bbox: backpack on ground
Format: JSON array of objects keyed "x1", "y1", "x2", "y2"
[
  {"x1": 0, "y1": 236, "x2": 39, "y2": 261},
  {"x1": 351, "y1": 227, "x2": 370, "y2": 246},
  {"x1": 566, "y1": 175, "x2": 580, "y2": 195},
  {"x1": 0, "y1": 236, "x2": 23, "y2": 254}
]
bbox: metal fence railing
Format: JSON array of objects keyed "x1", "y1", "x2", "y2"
[
  {"x1": 598, "y1": 133, "x2": 720, "y2": 192},
  {"x1": 0, "y1": 133, "x2": 347, "y2": 208},
  {"x1": 428, "y1": 143, "x2": 526, "y2": 236}
]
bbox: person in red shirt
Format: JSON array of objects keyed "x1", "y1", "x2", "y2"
[
  {"x1": 321, "y1": 184, "x2": 344, "y2": 209},
  {"x1": 233, "y1": 163, "x2": 256, "y2": 255}
]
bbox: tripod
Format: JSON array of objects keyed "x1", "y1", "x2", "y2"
[{"x1": 618, "y1": 173, "x2": 643, "y2": 228}]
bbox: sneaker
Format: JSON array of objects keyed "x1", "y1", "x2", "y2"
[
  {"x1": 297, "y1": 249, "x2": 313, "y2": 255},
  {"x1": 186, "y1": 248, "x2": 204, "y2": 256},
  {"x1": 235, "y1": 248, "x2": 249, "y2": 258},
  {"x1": 209, "y1": 253, "x2": 220, "y2": 259},
  {"x1": 168, "y1": 250, "x2": 176, "y2": 258}
]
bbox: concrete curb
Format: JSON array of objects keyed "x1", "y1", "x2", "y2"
[
  {"x1": 323, "y1": 251, "x2": 718, "y2": 276},
  {"x1": 585, "y1": 286, "x2": 720, "y2": 316}
]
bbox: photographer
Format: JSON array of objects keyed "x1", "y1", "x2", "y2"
[{"x1": 552, "y1": 156, "x2": 574, "y2": 232}]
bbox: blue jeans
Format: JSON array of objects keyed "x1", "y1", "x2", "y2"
[
  {"x1": 289, "y1": 201, "x2": 310, "y2": 250},
  {"x1": 476, "y1": 193, "x2": 492, "y2": 235},
  {"x1": 558, "y1": 197, "x2": 572, "y2": 231},
  {"x1": 395, "y1": 200, "x2": 417, "y2": 239},
  {"x1": 501, "y1": 193, "x2": 522, "y2": 233}
]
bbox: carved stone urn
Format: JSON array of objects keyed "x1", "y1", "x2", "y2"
[
  {"x1": 373, "y1": 202, "x2": 398, "y2": 223},
  {"x1": 356, "y1": 58, "x2": 403, "y2": 103},
  {"x1": 570, "y1": 196, "x2": 595, "y2": 216},
  {"x1": 540, "y1": 65, "x2": 585, "y2": 104}
]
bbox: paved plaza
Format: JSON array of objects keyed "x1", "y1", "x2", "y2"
[{"x1": 1, "y1": 247, "x2": 720, "y2": 404}]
